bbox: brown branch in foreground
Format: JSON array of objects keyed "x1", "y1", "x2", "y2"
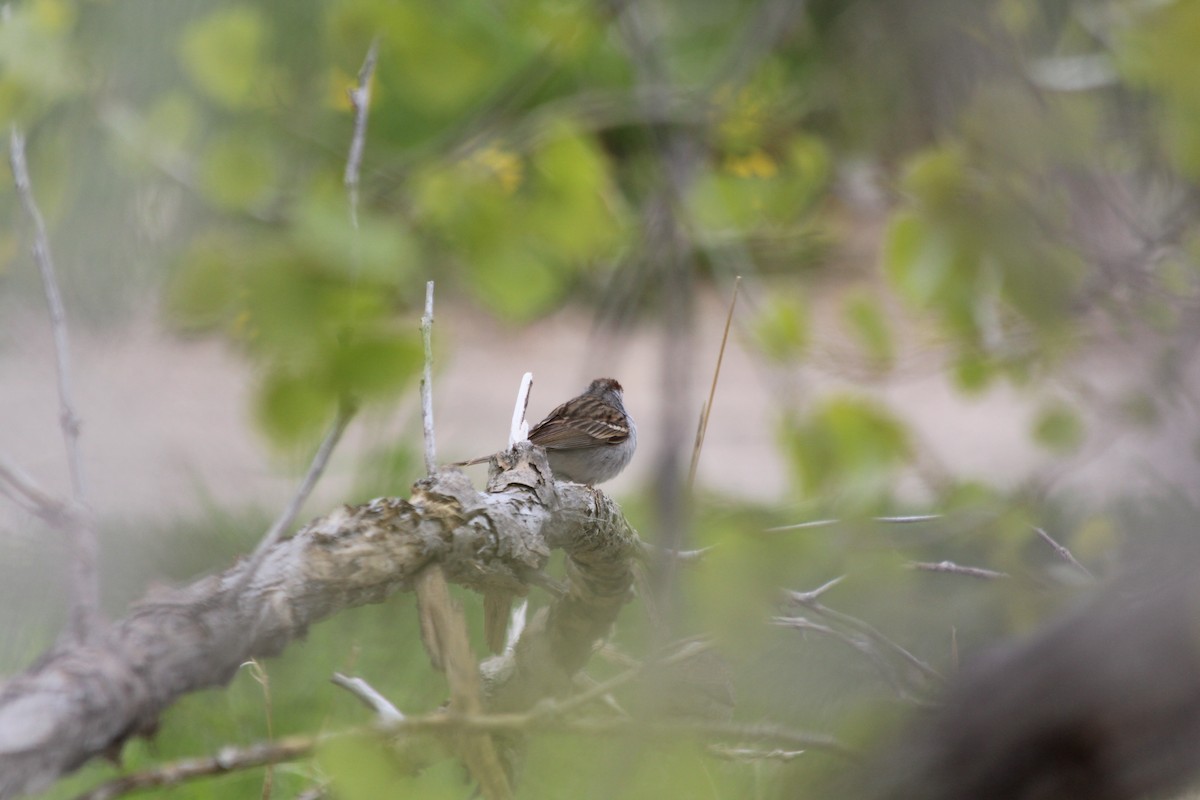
[
  {"x1": 72, "y1": 734, "x2": 321, "y2": 800},
  {"x1": 412, "y1": 564, "x2": 511, "y2": 799},
  {"x1": 8, "y1": 126, "x2": 100, "y2": 642},
  {"x1": 0, "y1": 444, "x2": 634, "y2": 800}
]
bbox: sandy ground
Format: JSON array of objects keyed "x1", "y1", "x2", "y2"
[{"x1": 3, "y1": 278, "x2": 1199, "y2": 544}]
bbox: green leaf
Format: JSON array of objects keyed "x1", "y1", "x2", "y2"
[
  {"x1": 1032, "y1": 402, "x2": 1084, "y2": 453},
  {"x1": 256, "y1": 368, "x2": 337, "y2": 444},
  {"x1": 0, "y1": 0, "x2": 79, "y2": 122},
  {"x1": 179, "y1": 5, "x2": 269, "y2": 109},
  {"x1": 291, "y1": 187, "x2": 420, "y2": 288},
  {"x1": 953, "y1": 353, "x2": 994, "y2": 394},
  {"x1": 901, "y1": 144, "x2": 968, "y2": 212},
  {"x1": 322, "y1": 331, "x2": 423, "y2": 398},
  {"x1": 466, "y1": 248, "x2": 563, "y2": 322},
  {"x1": 883, "y1": 210, "x2": 953, "y2": 305},
  {"x1": 1117, "y1": 1, "x2": 1200, "y2": 177},
  {"x1": 527, "y1": 131, "x2": 624, "y2": 260},
  {"x1": 784, "y1": 397, "x2": 911, "y2": 509},
  {"x1": 753, "y1": 295, "x2": 809, "y2": 362},
  {"x1": 841, "y1": 292, "x2": 893, "y2": 369},
  {"x1": 198, "y1": 131, "x2": 279, "y2": 212},
  {"x1": 167, "y1": 236, "x2": 240, "y2": 331}
]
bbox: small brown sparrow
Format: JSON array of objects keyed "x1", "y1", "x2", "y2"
[{"x1": 455, "y1": 378, "x2": 636, "y2": 485}]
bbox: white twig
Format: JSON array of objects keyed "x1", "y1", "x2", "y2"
[
  {"x1": 420, "y1": 281, "x2": 437, "y2": 474},
  {"x1": 636, "y1": 540, "x2": 714, "y2": 564},
  {"x1": 785, "y1": 575, "x2": 846, "y2": 604},
  {"x1": 1033, "y1": 526, "x2": 1094, "y2": 581},
  {"x1": 765, "y1": 514, "x2": 943, "y2": 533},
  {"x1": 508, "y1": 372, "x2": 534, "y2": 447},
  {"x1": 9, "y1": 126, "x2": 100, "y2": 640},
  {"x1": 234, "y1": 407, "x2": 353, "y2": 598},
  {"x1": 909, "y1": 561, "x2": 1009, "y2": 581},
  {"x1": 504, "y1": 600, "x2": 528, "y2": 654},
  {"x1": 343, "y1": 37, "x2": 379, "y2": 230},
  {"x1": 707, "y1": 746, "x2": 807, "y2": 762},
  {"x1": 331, "y1": 673, "x2": 405, "y2": 725}
]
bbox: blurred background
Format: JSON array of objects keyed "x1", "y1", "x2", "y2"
[{"x1": 4, "y1": 0, "x2": 1200, "y2": 797}]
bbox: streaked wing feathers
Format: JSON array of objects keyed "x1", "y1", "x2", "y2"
[{"x1": 529, "y1": 408, "x2": 630, "y2": 449}]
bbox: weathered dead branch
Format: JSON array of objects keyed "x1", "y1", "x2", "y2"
[{"x1": 0, "y1": 444, "x2": 638, "y2": 799}]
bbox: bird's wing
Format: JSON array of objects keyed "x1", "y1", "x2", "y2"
[{"x1": 528, "y1": 409, "x2": 630, "y2": 449}]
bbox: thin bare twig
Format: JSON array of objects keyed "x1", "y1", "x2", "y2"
[
  {"x1": 344, "y1": 37, "x2": 380, "y2": 230},
  {"x1": 909, "y1": 561, "x2": 1009, "y2": 581},
  {"x1": 771, "y1": 615, "x2": 922, "y2": 701},
  {"x1": 688, "y1": 276, "x2": 740, "y2": 491},
  {"x1": 536, "y1": 639, "x2": 715, "y2": 720},
  {"x1": 9, "y1": 129, "x2": 85, "y2": 501},
  {"x1": 707, "y1": 746, "x2": 807, "y2": 762},
  {"x1": 234, "y1": 406, "x2": 354, "y2": 598},
  {"x1": 72, "y1": 734, "x2": 322, "y2": 800},
  {"x1": 0, "y1": 453, "x2": 67, "y2": 522},
  {"x1": 331, "y1": 673, "x2": 405, "y2": 724},
  {"x1": 765, "y1": 514, "x2": 944, "y2": 533},
  {"x1": 1033, "y1": 526, "x2": 1095, "y2": 581},
  {"x1": 636, "y1": 540, "x2": 714, "y2": 565},
  {"x1": 785, "y1": 580, "x2": 941, "y2": 685},
  {"x1": 420, "y1": 281, "x2": 437, "y2": 474},
  {"x1": 9, "y1": 126, "x2": 100, "y2": 640}
]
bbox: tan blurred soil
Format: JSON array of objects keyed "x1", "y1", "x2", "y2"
[{"x1": 2, "y1": 275, "x2": 1199, "y2": 540}]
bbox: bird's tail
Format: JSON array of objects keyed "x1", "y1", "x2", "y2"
[{"x1": 449, "y1": 455, "x2": 492, "y2": 467}]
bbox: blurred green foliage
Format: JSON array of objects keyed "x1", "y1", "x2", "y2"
[
  {"x1": 2, "y1": 0, "x2": 1193, "y2": 458},
  {"x1": 6, "y1": 0, "x2": 1200, "y2": 796}
]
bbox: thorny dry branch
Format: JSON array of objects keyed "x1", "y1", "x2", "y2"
[{"x1": 74, "y1": 702, "x2": 852, "y2": 800}]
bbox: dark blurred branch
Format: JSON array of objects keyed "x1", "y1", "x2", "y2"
[
  {"x1": 868, "y1": 571, "x2": 1200, "y2": 800},
  {"x1": 608, "y1": 0, "x2": 702, "y2": 641},
  {"x1": 8, "y1": 126, "x2": 100, "y2": 643}
]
